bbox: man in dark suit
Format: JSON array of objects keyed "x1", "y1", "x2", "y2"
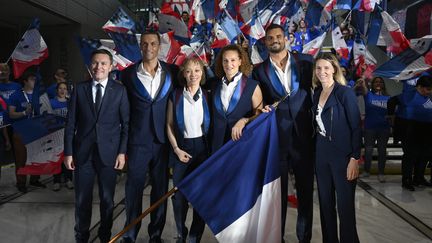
[
  {"x1": 120, "y1": 31, "x2": 177, "y2": 243},
  {"x1": 252, "y1": 24, "x2": 315, "y2": 243},
  {"x1": 64, "y1": 49, "x2": 130, "y2": 243}
]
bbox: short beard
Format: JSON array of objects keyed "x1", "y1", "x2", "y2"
[{"x1": 268, "y1": 45, "x2": 285, "y2": 54}]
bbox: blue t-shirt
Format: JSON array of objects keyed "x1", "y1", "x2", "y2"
[
  {"x1": 50, "y1": 98, "x2": 68, "y2": 118},
  {"x1": 8, "y1": 90, "x2": 33, "y2": 121},
  {"x1": 403, "y1": 92, "x2": 432, "y2": 123},
  {"x1": 0, "y1": 82, "x2": 22, "y2": 105},
  {"x1": 364, "y1": 91, "x2": 390, "y2": 130},
  {"x1": 46, "y1": 83, "x2": 57, "y2": 99}
]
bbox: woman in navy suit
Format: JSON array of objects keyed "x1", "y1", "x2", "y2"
[
  {"x1": 166, "y1": 57, "x2": 210, "y2": 243},
  {"x1": 211, "y1": 44, "x2": 263, "y2": 153},
  {"x1": 312, "y1": 53, "x2": 361, "y2": 243}
]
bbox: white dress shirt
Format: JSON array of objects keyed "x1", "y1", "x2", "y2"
[
  {"x1": 92, "y1": 79, "x2": 108, "y2": 103},
  {"x1": 137, "y1": 62, "x2": 164, "y2": 99},
  {"x1": 183, "y1": 88, "x2": 204, "y2": 138},
  {"x1": 221, "y1": 72, "x2": 242, "y2": 112},
  {"x1": 270, "y1": 53, "x2": 291, "y2": 93}
]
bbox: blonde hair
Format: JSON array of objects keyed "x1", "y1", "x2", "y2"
[
  {"x1": 312, "y1": 53, "x2": 346, "y2": 88},
  {"x1": 177, "y1": 57, "x2": 206, "y2": 86},
  {"x1": 214, "y1": 44, "x2": 252, "y2": 78}
]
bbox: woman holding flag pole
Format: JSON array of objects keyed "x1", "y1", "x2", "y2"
[{"x1": 166, "y1": 57, "x2": 210, "y2": 243}]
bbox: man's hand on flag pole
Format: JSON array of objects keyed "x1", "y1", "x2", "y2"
[
  {"x1": 64, "y1": 156, "x2": 75, "y2": 170},
  {"x1": 261, "y1": 105, "x2": 273, "y2": 113},
  {"x1": 114, "y1": 153, "x2": 126, "y2": 170}
]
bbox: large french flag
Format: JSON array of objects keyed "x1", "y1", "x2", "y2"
[
  {"x1": 11, "y1": 18, "x2": 49, "y2": 79},
  {"x1": 177, "y1": 110, "x2": 281, "y2": 243},
  {"x1": 373, "y1": 35, "x2": 432, "y2": 81}
]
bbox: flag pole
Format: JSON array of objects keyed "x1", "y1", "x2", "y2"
[
  {"x1": 245, "y1": 89, "x2": 292, "y2": 125},
  {"x1": 109, "y1": 187, "x2": 178, "y2": 243}
]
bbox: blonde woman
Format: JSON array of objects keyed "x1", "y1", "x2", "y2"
[{"x1": 312, "y1": 53, "x2": 361, "y2": 243}]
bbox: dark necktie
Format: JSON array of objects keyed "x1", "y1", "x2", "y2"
[
  {"x1": 193, "y1": 91, "x2": 200, "y2": 102},
  {"x1": 95, "y1": 83, "x2": 102, "y2": 112}
]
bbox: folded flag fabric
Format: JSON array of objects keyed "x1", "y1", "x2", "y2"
[
  {"x1": 177, "y1": 110, "x2": 281, "y2": 243},
  {"x1": 13, "y1": 114, "x2": 65, "y2": 175}
]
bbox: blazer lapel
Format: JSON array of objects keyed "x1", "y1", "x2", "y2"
[
  {"x1": 97, "y1": 80, "x2": 113, "y2": 118},
  {"x1": 264, "y1": 59, "x2": 286, "y2": 98},
  {"x1": 85, "y1": 82, "x2": 96, "y2": 117}
]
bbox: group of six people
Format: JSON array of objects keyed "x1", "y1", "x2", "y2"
[{"x1": 65, "y1": 24, "x2": 361, "y2": 243}]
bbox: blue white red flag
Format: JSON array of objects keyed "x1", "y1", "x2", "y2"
[
  {"x1": 211, "y1": 22, "x2": 231, "y2": 49},
  {"x1": 332, "y1": 19, "x2": 349, "y2": 59},
  {"x1": 158, "y1": 31, "x2": 182, "y2": 64},
  {"x1": 302, "y1": 32, "x2": 327, "y2": 57},
  {"x1": 11, "y1": 18, "x2": 49, "y2": 79},
  {"x1": 240, "y1": 10, "x2": 266, "y2": 46},
  {"x1": 107, "y1": 32, "x2": 142, "y2": 64},
  {"x1": 13, "y1": 114, "x2": 65, "y2": 175},
  {"x1": 102, "y1": 7, "x2": 136, "y2": 33},
  {"x1": 77, "y1": 37, "x2": 134, "y2": 71},
  {"x1": 373, "y1": 35, "x2": 432, "y2": 81},
  {"x1": 250, "y1": 39, "x2": 269, "y2": 64},
  {"x1": 367, "y1": 7, "x2": 410, "y2": 55},
  {"x1": 353, "y1": 36, "x2": 377, "y2": 79},
  {"x1": 177, "y1": 110, "x2": 281, "y2": 243},
  {"x1": 219, "y1": 11, "x2": 242, "y2": 41}
]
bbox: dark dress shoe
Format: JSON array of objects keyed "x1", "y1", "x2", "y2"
[
  {"x1": 414, "y1": 179, "x2": 432, "y2": 187},
  {"x1": 17, "y1": 185, "x2": 27, "y2": 193},
  {"x1": 402, "y1": 183, "x2": 415, "y2": 191},
  {"x1": 149, "y1": 237, "x2": 163, "y2": 243},
  {"x1": 30, "y1": 180, "x2": 46, "y2": 188}
]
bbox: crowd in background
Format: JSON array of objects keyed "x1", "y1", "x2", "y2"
[{"x1": 0, "y1": 14, "x2": 431, "y2": 242}]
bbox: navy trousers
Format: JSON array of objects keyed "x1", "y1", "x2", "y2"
[
  {"x1": 74, "y1": 147, "x2": 118, "y2": 243},
  {"x1": 315, "y1": 135, "x2": 359, "y2": 243},
  {"x1": 171, "y1": 136, "x2": 207, "y2": 243},
  {"x1": 280, "y1": 156, "x2": 314, "y2": 243},
  {"x1": 123, "y1": 142, "x2": 169, "y2": 242}
]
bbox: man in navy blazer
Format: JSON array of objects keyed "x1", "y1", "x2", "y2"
[
  {"x1": 252, "y1": 24, "x2": 315, "y2": 243},
  {"x1": 120, "y1": 31, "x2": 177, "y2": 243},
  {"x1": 64, "y1": 49, "x2": 130, "y2": 243}
]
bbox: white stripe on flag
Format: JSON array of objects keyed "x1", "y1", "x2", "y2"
[{"x1": 215, "y1": 177, "x2": 282, "y2": 243}]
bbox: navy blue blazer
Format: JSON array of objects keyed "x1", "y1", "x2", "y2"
[
  {"x1": 252, "y1": 53, "x2": 314, "y2": 161},
  {"x1": 64, "y1": 79, "x2": 130, "y2": 166},
  {"x1": 313, "y1": 82, "x2": 361, "y2": 160},
  {"x1": 122, "y1": 61, "x2": 178, "y2": 145},
  {"x1": 210, "y1": 76, "x2": 258, "y2": 153}
]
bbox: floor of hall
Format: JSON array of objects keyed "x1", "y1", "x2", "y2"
[{"x1": 0, "y1": 165, "x2": 431, "y2": 243}]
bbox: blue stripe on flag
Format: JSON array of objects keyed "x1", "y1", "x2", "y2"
[{"x1": 177, "y1": 110, "x2": 280, "y2": 235}]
